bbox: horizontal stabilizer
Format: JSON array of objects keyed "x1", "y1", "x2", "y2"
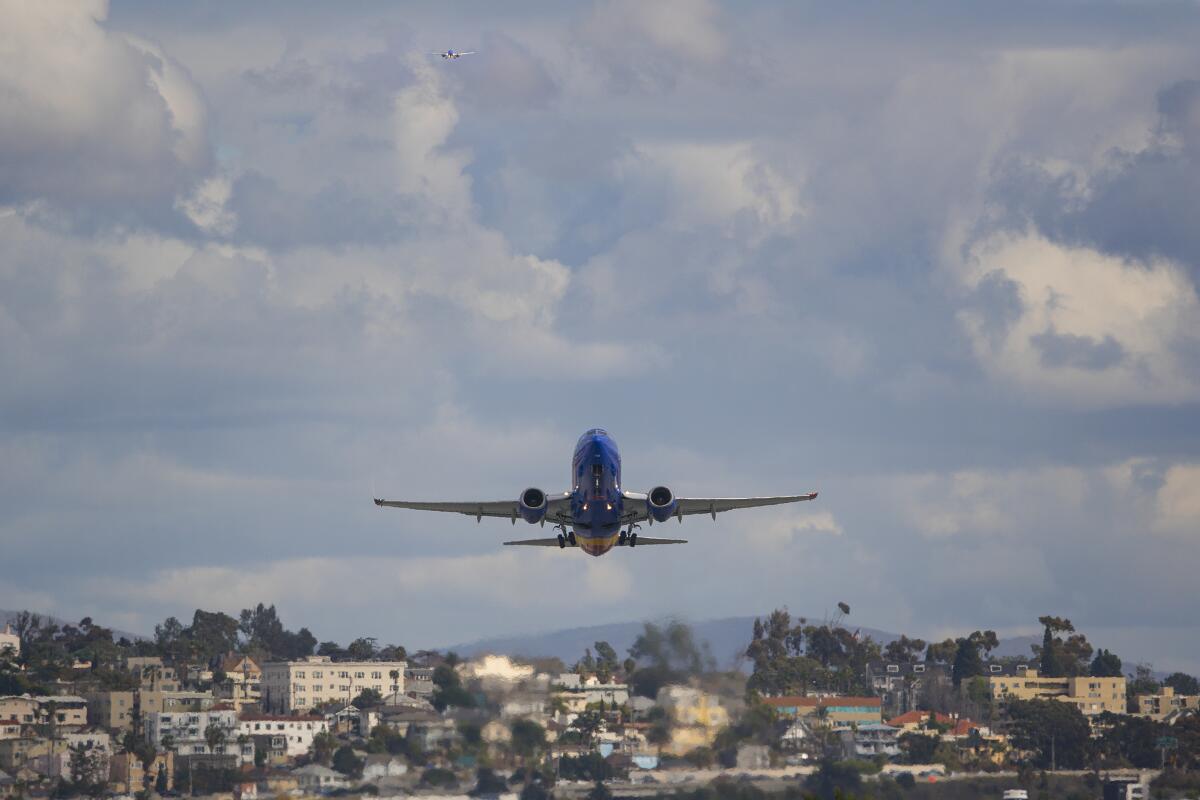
[
  {"x1": 620, "y1": 537, "x2": 687, "y2": 546},
  {"x1": 503, "y1": 538, "x2": 576, "y2": 547}
]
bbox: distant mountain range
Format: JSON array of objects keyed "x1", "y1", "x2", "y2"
[{"x1": 447, "y1": 614, "x2": 1043, "y2": 670}]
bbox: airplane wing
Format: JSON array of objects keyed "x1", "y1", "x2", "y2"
[
  {"x1": 619, "y1": 536, "x2": 687, "y2": 546},
  {"x1": 503, "y1": 537, "x2": 574, "y2": 547},
  {"x1": 619, "y1": 491, "x2": 818, "y2": 523},
  {"x1": 375, "y1": 492, "x2": 572, "y2": 523},
  {"x1": 459, "y1": 51, "x2": 476, "y2": 55}
]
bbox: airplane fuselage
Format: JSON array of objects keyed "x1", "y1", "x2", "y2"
[{"x1": 570, "y1": 429, "x2": 624, "y2": 556}]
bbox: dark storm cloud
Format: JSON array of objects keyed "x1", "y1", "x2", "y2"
[{"x1": 995, "y1": 78, "x2": 1200, "y2": 285}]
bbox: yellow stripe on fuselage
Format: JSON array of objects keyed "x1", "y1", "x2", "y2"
[{"x1": 578, "y1": 530, "x2": 619, "y2": 557}]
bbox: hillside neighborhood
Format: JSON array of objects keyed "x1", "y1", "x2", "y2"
[{"x1": 1, "y1": 607, "x2": 1198, "y2": 800}]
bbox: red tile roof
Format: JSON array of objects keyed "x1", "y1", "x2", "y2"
[{"x1": 764, "y1": 696, "x2": 881, "y2": 708}]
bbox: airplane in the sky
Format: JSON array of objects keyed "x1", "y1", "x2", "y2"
[
  {"x1": 431, "y1": 49, "x2": 475, "y2": 60},
  {"x1": 374, "y1": 428, "x2": 818, "y2": 556}
]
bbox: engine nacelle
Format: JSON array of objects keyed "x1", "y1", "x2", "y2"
[
  {"x1": 519, "y1": 487, "x2": 548, "y2": 524},
  {"x1": 647, "y1": 485, "x2": 677, "y2": 523}
]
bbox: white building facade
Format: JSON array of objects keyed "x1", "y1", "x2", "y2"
[
  {"x1": 261, "y1": 656, "x2": 405, "y2": 714},
  {"x1": 237, "y1": 715, "x2": 330, "y2": 757},
  {"x1": 145, "y1": 708, "x2": 243, "y2": 759}
]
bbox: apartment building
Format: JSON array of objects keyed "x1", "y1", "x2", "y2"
[
  {"x1": 1136, "y1": 686, "x2": 1200, "y2": 720},
  {"x1": 85, "y1": 691, "x2": 135, "y2": 732},
  {"x1": 989, "y1": 668, "x2": 1125, "y2": 715},
  {"x1": 237, "y1": 714, "x2": 330, "y2": 757},
  {"x1": 763, "y1": 695, "x2": 884, "y2": 728},
  {"x1": 145, "y1": 706, "x2": 251, "y2": 764},
  {"x1": 261, "y1": 656, "x2": 405, "y2": 714}
]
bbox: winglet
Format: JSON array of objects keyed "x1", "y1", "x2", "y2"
[{"x1": 373, "y1": 498, "x2": 384, "y2": 506}]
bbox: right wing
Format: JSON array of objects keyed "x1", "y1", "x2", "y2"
[
  {"x1": 619, "y1": 491, "x2": 818, "y2": 523},
  {"x1": 620, "y1": 537, "x2": 687, "y2": 546},
  {"x1": 375, "y1": 492, "x2": 572, "y2": 524},
  {"x1": 503, "y1": 537, "x2": 574, "y2": 547}
]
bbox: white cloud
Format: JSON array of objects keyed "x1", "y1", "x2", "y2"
[
  {"x1": 0, "y1": 0, "x2": 210, "y2": 213},
  {"x1": 952, "y1": 231, "x2": 1200, "y2": 406},
  {"x1": 582, "y1": 0, "x2": 727, "y2": 65}
]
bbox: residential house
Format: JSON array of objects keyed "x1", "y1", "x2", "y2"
[
  {"x1": 989, "y1": 668, "x2": 1125, "y2": 716},
  {"x1": 0, "y1": 722, "x2": 18, "y2": 741},
  {"x1": 24, "y1": 730, "x2": 112, "y2": 780},
  {"x1": 361, "y1": 754, "x2": 407, "y2": 780},
  {"x1": 123, "y1": 658, "x2": 180, "y2": 692},
  {"x1": 85, "y1": 691, "x2": 135, "y2": 732},
  {"x1": 237, "y1": 713, "x2": 329, "y2": 757},
  {"x1": 0, "y1": 738, "x2": 41, "y2": 774},
  {"x1": 838, "y1": 724, "x2": 900, "y2": 759},
  {"x1": 556, "y1": 676, "x2": 630, "y2": 714},
  {"x1": 404, "y1": 667, "x2": 435, "y2": 698},
  {"x1": 655, "y1": 686, "x2": 729, "y2": 756},
  {"x1": 407, "y1": 717, "x2": 461, "y2": 751},
  {"x1": 292, "y1": 763, "x2": 349, "y2": 792},
  {"x1": 32, "y1": 696, "x2": 89, "y2": 730},
  {"x1": 1136, "y1": 686, "x2": 1200, "y2": 720},
  {"x1": 0, "y1": 699, "x2": 34, "y2": 728},
  {"x1": 214, "y1": 654, "x2": 262, "y2": 712},
  {"x1": 763, "y1": 695, "x2": 883, "y2": 728},
  {"x1": 0, "y1": 768, "x2": 14, "y2": 798},
  {"x1": 108, "y1": 750, "x2": 174, "y2": 794},
  {"x1": 260, "y1": 656, "x2": 405, "y2": 713},
  {"x1": 887, "y1": 710, "x2": 960, "y2": 733}
]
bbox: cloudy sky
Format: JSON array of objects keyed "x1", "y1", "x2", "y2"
[{"x1": 2, "y1": 0, "x2": 1199, "y2": 672}]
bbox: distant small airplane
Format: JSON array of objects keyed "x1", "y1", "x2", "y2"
[
  {"x1": 431, "y1": 49, "x2": 475, "y2": 60},
  {"x1": 374, "y1": 428, "x2": 818, "y2": 557}
]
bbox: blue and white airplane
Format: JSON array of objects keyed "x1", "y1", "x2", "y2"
[
  {"x1": 431, "y1": 49, "x2": 475, "y2": 60},
  {"x1": 374, "y1": 428, "x2": 818, "y2": 557}
]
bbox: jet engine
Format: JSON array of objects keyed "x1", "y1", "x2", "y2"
[
  {"x1": 519, "y1": 487, "x2": 548, "y2": 524},
  {"x1": 647, "y1": 485, "x2": 677, "y2": 523}
]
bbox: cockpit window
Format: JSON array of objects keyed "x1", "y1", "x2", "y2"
[{"x1": 586, "y1": 428, "x2": 607, "y2": 436}]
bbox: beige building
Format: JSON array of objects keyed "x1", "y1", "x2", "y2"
[
  {"x1": 85, "y1": 691, "x2": 135, "y2": 732},
  {"x1": 656, "y1": 686, "x2": 730, "y2": 756},
  {"x1": 261, "y1": 656, "x2": 405, "y2": 714},
  {"x1": 1136, "y1": 686, "x2": 1200, "y2": 720},
  {"x1": 123, "y1": 658, "x2": 180, "y2": 692},
  {"x1": 214, "y1": 654, "x2": 262, "y2": 712},
  {"x1": 0, "y1": 626, "x2": 18, "y2": 658},
  {"x1": 137, "y1": 690, "x2": 214, "y2": 718},
  {"x1": 0, "y1": 698, "x2": 36, "y2": 727},
  {"x1": 989, "y1": 668, "x2": 1125, "y2": 716}
]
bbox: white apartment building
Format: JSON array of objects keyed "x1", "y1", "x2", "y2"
[
  {"x1": 237, "y1": 714, "x2": 330, "y2": 757},
  {"x1": 261, "y1": 656, "x2": 405, "y2": 714},
  {"x1": 145, "y1": 708, "x2": 248, "y2": 762}
]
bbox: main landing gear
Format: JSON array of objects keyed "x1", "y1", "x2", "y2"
[
  {"x1": 556, "y1": 528, "x2": 577, "y2": 548},
  {"x1": 618, "y1": 524, "x2": 641, "y2": 548}
]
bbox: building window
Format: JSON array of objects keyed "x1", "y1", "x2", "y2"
[
  {"x1": 913, "y1": 664, "x2": 925, "y2": 673},
  {"x1": 372, "y1": 672, "x2": 382, "y2": 679},
  {"x1": 355, "y1": 672, "x2": 365, "y2": 679},
  {"x1": 886, "y1": 665, "x2": 899, "y2": 673}
]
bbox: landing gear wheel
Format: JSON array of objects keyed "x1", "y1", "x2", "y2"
[
  {"x1": 567, "y1": 531, "x2": 577, "y2": 546},
  {"x1": 618, "y1": 531, "x2": 628, "y2": 545},
  {"x1": 556, "y1": 533, "x2": 565, "y2": 549},
  {"x1": 629, "y1": 533, "x2": 638, "y2": 548}
]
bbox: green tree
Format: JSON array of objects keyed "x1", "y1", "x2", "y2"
[
  {"x1": 586, "y1": 781, "x2": 612, "y2": 800},
  {"x1": 470, "y1": 768, "x2": 507, "y2": 797},
  {"x1": 883, "y1": 636, "x2": 928, "y2": 664},
  {"x1": 1007, "y1": 699, "x2": 1091, "y2": 769},
  {"x1": 1033, "y1": 616, "x2": 1093, "y2": 677},
  {"x1": 1090, "y1": 649, "x2": 1122, "y2": 677},
  {"x1": 346, "y1": 637, "x2": 378, "y2": 661},
  {"x1": 899, "y1": 732, "x2": 939, "y2": 764},
  {"x1": 510, "y1": 719, "x2": 546, "y2": 760},
  {"x1": 332, "y1": 745, "x2": 364, "y2": 778},
  {"x1": 431, "y1": 663, "x2": 475, "y2": 710},
  {"x1": 1096, "y1": 712, "x2": 1163, "y2": 768},
  {"x1": 1164, "y1": 672, "x2": 1200, "y2": 696},
  {"x1": 951, "y1": 631, "x2": 997, "y2": 686},
  {"x1": 353, "y1": 688, "x2": 383, "y2": 709},
  {"x1": 805, "y1": 759, "x2": 862, "y2": 800},
  {"x1": 310, "y1": 731, "x2": 336, "y2": 765},
  {"x1": 204, "y1": 721, "x2": 227, "y2": 753},
  {"x1": 570, "y1": 710, "x2": 605, "y2": 746}
]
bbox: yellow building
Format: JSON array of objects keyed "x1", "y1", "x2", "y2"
[
  {"x1": 655, "y1": 686, "x2": 729, "y2": 756},
  {"x1": 1136, "y1": 686, "x2": 1200, "y2": 720},
  {"x1": 763, "y1": 695, "x2": 883, "y2": 728},
  {"x1": 85, "y1": 691, "x2": 135, "y2": 732},
  {"x1": 989, "y1": 668, "x2": 1125, "y2": 716}
]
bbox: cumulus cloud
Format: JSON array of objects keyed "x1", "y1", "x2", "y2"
[
  {"x1": 951, "y1": 231, "x2": 1200, "y2": 406},
  {"x1": 0, "y1": 0, "x2": 211, "y2": 227}
]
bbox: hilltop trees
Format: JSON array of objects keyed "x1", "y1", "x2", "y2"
[
  {"x1": 1007, "y1": 699, "x2": 1091, "y2": 769},
  {"x1": 1032, "y1": 616, "x2": 1093, "y2": 677},
  {"x1": 626, "y1": 620, "x2": 715, "y2": 698},
  {"x1": 745, "y1": 606, "x2": 881, "y2": 696},
  {"x1": 951, "y1": 630, "x2": 998, "y2": 686}
]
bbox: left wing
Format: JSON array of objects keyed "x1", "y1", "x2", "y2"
[
  {"x1": 619, "y1": 491, "x2": 818, "y2": 523},
  {"x1": 375, "y1": 492, "x2": 572, "y2": 524}
]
